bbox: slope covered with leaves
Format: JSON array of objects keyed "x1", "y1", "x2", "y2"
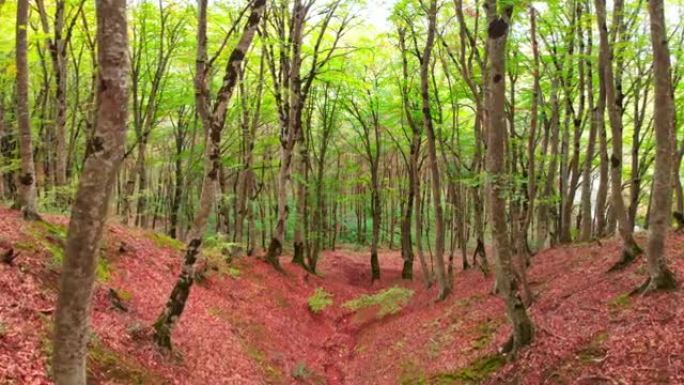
[{"x1": 0, "y1": 206, "x2": 683, "y2": 384}]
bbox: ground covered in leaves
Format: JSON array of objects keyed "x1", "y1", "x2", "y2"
[{"x1": 1, "y1": 206, "x2": 683, "y2": 384}]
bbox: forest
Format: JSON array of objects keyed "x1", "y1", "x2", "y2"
[{"x1": 0, "y1": 0, "x2": 683, "y2": 383}]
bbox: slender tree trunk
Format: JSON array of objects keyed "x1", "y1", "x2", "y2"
[
  {"x1": 594, "y1": 58, "x2": 609, "y2": 238},
  {"x1": 292, "y1": 129, "x2": 308, "y2": 267},
  {"x1": 152, "y1": 0, "x2": 266, "y2": 349},
  {"x1": 523, "y1": 5, "x2": 541, "y2": 249},
  {"x1": 484, "y1": 0, "x2": 533, "y2": 355},
  {"x1": 15, "y1": 0, "x2": 40, "y2": 220},
  {"x1": 580, "y1": 25, "x2": 596, "y2": 242},
  {"x1": 52, "y1": 0, "x2": 129, "y2": 382},
  {"x1": 422, "y1": 0, "x2": 449, "y2": 299},
  {"x1": 370, "y1": 166, "x2": 381, "y2": 281},
  {"x1": 537, "y1": 78, "x2": 560, "y2": 250},
  {"x1": 595, "y1": 0, "x2": 642, "y2": 270},
  {"x1": 640, "y1": 0, "x2": 677, "y2": 292}
]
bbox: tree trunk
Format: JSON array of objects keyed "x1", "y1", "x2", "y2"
[
  {"x1": 580, "y1": 24, "x2": 597, "y2": 242},
  {"x1": 15, "y1": 0, "x2": 40, "y2": 220},
  {"x1": 537, "y1": 78, "x2": 560, "y2": 250},
  {"x1": 640, "y1": 0, "x2": 677, "y2": 292},
  {"x1": 292, "y1": 130, "x2": 308, "y2": 268},
  {"x1": 594, "y1": 0, "x2": 642, "y2": 270},
  {"x1": 152, "y1": 0, "x2": 265, "y2": 349},
  {"x1": 484, "y1": 0, "x2": 533, "y2": 355},
  {"x1": 422, "y1": 0, "x2": 449, "y2": 299},
  {"x1": 594, "y1": 52, "x2": 609, "y2": 238},
  {"x1": 52, "y1": 0, "x2": 129, "y2": 382}
]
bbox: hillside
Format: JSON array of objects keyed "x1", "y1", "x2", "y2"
[{"x1": 1, "y1": 206, "x2": 683, "y2": 385}]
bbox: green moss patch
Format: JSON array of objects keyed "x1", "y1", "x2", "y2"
[
  {"x1": 88, "y1": 338, "x2": 170, "y2": 384},
  {"x1": 147, "y1": 231, "x2": 184, "y2": 250},
  {"x1": 471, "y1": 319, "x2": 500, "y2": 351},
  {"x1": 576, "y1": 332, "x2": 608, "y2": 363},
  {"x1": 431, "y1": 354, "x2": 506, "y2": 384},
  {"x1": 24, "y1": 220, "x2": 110, "y2": 282},
  {"x1": 608, "y1": 293, "x2": 631, "y2": 314}
]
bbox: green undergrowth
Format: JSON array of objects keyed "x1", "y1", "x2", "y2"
[
  {"x1": 25, "y1": 220, "x2": 110, "y2": 282},
  {"x1": 308, "y1": 288, "x2": 333, "y2": 313},
  {"x1": 576, "y1": 332, "x2": 608, "y2": 363},
  {"x1": 291, "y1": 361, "x2": 326, "y2": 384},
  {"x1": 147, "y1": 231, "x2": 184, "y2": 250},
  {"x1": 608, "y1": 293, "x2": 631, "y2": 314},
  {"x1": 471, "y1": 319, "x2": 500, "y2": 351},
  {"x1": 400, "y1": 354, "x2": 505, "y2": 384},
  {"x1": 39, "y1": 316, "x2": 163, "y2": 384},
  {"x1": 343, "y1": 286, "x2": 414, "y2": 316},
  {"x1": 88, "y1": 337, "x2": 170, "y2": 384}
]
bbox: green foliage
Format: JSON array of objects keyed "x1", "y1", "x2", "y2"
[
  {"x1": 343, "y1": 286, "x2": 414, "y2": 316},
  {"x1": 147, "y1": 231, "x2": 184, "y2": 251},
  {"x1": 308, "y1": 288, "x2": 333, "y2": 314}
]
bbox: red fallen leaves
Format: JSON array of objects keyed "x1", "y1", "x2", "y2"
[
  {"x1": 1, "y1": 204, "x2": 684, "y2": 384},
  {"x1": 0, "y1": 209, "x2": 53, "y2": 385}
]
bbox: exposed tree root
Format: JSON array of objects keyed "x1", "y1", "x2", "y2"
[
  {"x1": 630, "y1": 269, "x2": 678, "y2": 296},
  {"x1": 264, "y1": 238, "x2": 285, "y2": 273},
  {"x1": 607, "y1": 243, "x2": 642, "y2": 273}
]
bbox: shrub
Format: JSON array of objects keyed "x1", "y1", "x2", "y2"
[
  {"x1": 308, "y1": 288, "x2": 333, "y2": 314},
  {"x1": 343, "y1": 286, "x2": 414, "y2": 316}
]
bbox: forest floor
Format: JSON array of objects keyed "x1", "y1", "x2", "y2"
[{"x1": 1, "y1": 206, "x2": 684, "y2": 385}]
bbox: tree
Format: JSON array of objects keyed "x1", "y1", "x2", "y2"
[
  {"x1": 345, "y1": 70, "x2": 384, "y2": 282},
  {"x1": 594, "y1": 0, "x2": 642, "y2": 270},
  {"x1": 152, "y1": 0, "x2": 266, "y2": 350},
  {"x1": 421, "y1": 0, "x2": 449, "y2": 300},
  {"x1": 638, "y1": 0, "x2": 677, "y2": 293},
  {"x1": 52, "y1": 0, "x2": 130, "y2": 382},
  {"x1": 484, "y1": 0, "x2": 533, "y2": 355},
  {"x1": 14, "y1": 0, "x2": 40, "y2": 220},
  {"x1": 263, "y1": 0, "x2": 352, "y2": 270}
]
